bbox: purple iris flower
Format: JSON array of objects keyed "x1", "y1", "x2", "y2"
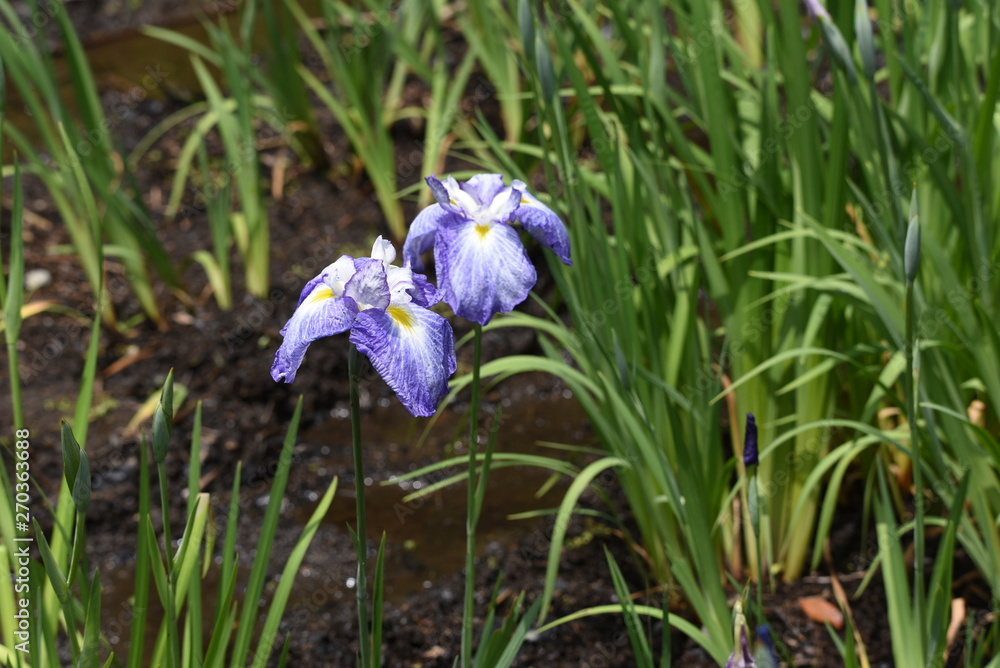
[
  {"x1": 744, "y1": 413, "x2": 759, "y2": 467},
  {"x1": 271, "y1": 237, "x2": 457, "y2": 417},
  {"x1": 402, "y1": 174, "x2": 572, "y2": 326}
]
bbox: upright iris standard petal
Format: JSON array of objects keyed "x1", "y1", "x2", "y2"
[
  {"x1": 349, "y1": 303, "x2": 457, "y2": 417},
  {"x1": 513, "y1": 185, "x2": 572, "y2": 265},
  {"x1": 459, "y1": 174, "x2": 506, "y2": 203},
  {"x1": 435, "y1": 220, "x2": 538, "y2": 326},
  {"x1": 272, "y1": 287, "x2": 357, "y2": 383},
  {"x1": 344, "y1": 258, "x2": 390, "y2": 311}
]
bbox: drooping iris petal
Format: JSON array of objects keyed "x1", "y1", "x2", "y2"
[
  {"x1": 402, "y1": 203, "x2": 455, "y2": 271},
  {"x1": 296, "y1": 274, "x2": 327, "y2": 307},
  {"x1": 513, "y1": 186, "x2": 572, "y2": 265},
  {"x1": 349, "y1": 303, "x2": 457, "y2": 417},
  {"x1": 435, "y1": 220, "x2": 537, "y2": 325},
  {"x1": 344, "y1": 258, "x2": 390, "y2": 311},
  {"x1": 272, "y1": 289, "x2": 357, "y2": 383}
]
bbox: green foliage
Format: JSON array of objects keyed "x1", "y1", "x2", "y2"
[
  {"x1": 0, "y1": 0, "x2": 177, "y2": 324},
  {"x1": 458, "y1": 0, "x2": 1000, "y2": 657},
  {"x1": 0, "y1": 379, "x2": 336, "y2": 666}
]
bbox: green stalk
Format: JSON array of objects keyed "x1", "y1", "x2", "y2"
[
  {"x1": 904, "y1": 190, "x2": 923, "y2": 644},
  {"x1": 3, "y1": 161, "x2": 24, "y2": 431},
  {"x1": 158, "y1": 463, "x2": 174, "y2": 571},
  {"x1": 904, "y1": 277, "x2": 924, "y2": 636},
  {"x1": 462, "y1": 323, "x2": 483, "y2": 668},
  {"x1": 348, "y1": 344, "x2": 370, "y2": 667}
]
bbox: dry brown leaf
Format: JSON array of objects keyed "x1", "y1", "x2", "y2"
[
  {"x1": 798, "y1": 596, "x2": 844, "y2": 630},
  {"x1": 945, "y1": 598, "x2": 966, "y2": 660}
]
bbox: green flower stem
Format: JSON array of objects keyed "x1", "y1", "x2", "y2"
[
  {"x1": 904, "y1": 279, "x2": 924, "y2": 630},
  {"x1": 348, "y1": 344, "x2": 371, "y2": 667},
  {"x1": 748, "y1": 467, "x2": 763, "y2": 618},
  {"x1": 462, "y1": 323, "x2": 483, "y2": 668},
  {"x1": 157, "y1": 462, "x2": 173, "y2": 570}
]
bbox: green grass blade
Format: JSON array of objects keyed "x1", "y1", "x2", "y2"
[
  {"x1": 249, "y1": 476, "x2": 338, "y2": 668},
  {"x1": 230, "y1": 397, "x2": 303, "y2": 667}
]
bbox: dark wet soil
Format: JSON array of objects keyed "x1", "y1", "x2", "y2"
[{"x1": 1, "y1": 2, "x2": 995, "y2": 666}]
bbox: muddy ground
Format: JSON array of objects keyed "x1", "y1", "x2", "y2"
[{"x1": 1, "y1": 1, "x2": 993, "y2": 666}]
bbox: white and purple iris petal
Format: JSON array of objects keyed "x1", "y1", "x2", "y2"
[
  {"x1": 402, "y1": 174, "x2": 572, "y2": 326},
  {"x1": 271, "y1": 237, "x2": 456, "y2": 417}
]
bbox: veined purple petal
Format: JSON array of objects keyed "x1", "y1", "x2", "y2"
[
  {"x1": 296, "y1": 274, "x2": 327, "y2": 307},
  {"x1": 513, "y1": 184, "x2": 572, "y2": 265},
  {"x1": 460, "y1": 174, "x2": 505, "y2": 205},
  {"x1": 344, "y1": 258, "x2": 390, "y2": 311},
  {"x1": 349, "y1": 303, "x2": 457, "y2": 417},
  {"x1": 408, "y1": 270, "x2": 439, "y2": 308},
  {"x1": 272, "y1": 288, "x2": 357, "y2": 383},
  {"x1": 426, "y1": 175, "x2": 462, "y2": 214},
  {"x1": 403, "y1": 203, "x2": 456, "y2": 271},
  {"x1": 435, "y1": 220, "x2": 537, "y2": 325}
]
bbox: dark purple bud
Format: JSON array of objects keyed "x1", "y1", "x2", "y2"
[{"x1": 743, "y1": 413, "x2": 758, "y2": 467}]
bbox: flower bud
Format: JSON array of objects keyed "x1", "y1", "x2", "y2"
[
  {"x1": 905, "y1": 188, "x2": 920, "y2": 283},
  {"x1": 743, "y1": 413, "x2": 759, "y2": 467}
]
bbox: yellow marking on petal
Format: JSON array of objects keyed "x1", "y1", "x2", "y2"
[
  {"x1": 305, "y1": 286, "x2": 335, "y2": 304},
  {"x1": 475, "y1": 224, "x2": 491, "y2": 240},
  {"x1": 387, "y1": 305, "x2": 415, "y2": 330},
  {"x1": 521, "y1": 196, "x2": 531, "y2": 204}
]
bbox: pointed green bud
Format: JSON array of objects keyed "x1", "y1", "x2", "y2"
[
  {"x1": 160, "y1": 368, "x2": 175, "y2": 428},
  {"x1": 152, "y1": 403, "x2": 170, "y2": 464},
  {"x1": 61, "y1": 420, "x2": 81, "y2": 496},
  {"x1": 819, "y1": 17, "x2": 857, "y2": 85},
  {"x1": 73, "y1": 450, "x2": 91, "y2": 513},
  {"x1": 535, "y1": 34, "x2": 556, "y2": 103},
  {"x1": 518, "y1": 0, "x2": 535, "y2": 65},
  {"x1": 905, "y1": 188, "x2": 920, "y2": 283},
  {"x1": 854, "y1": 0, "x2": 875, "y2": 81}
]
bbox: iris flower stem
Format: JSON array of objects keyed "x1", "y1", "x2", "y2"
[
  {"x1": 156, "y1": 462, "x2": 173, "y2": 571},
  {"x1": 349, "y1": 344, "x2": 371, "y2": 667},
  {"x1": 462, "y1": 323, "x2": 483, "y2": 668},
  {"x1": 750, "y1": 468, "x2": 763, "y2": 619},
  {"x1": 904, "y1": 280, "x2": 925, "y2": 632}
]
